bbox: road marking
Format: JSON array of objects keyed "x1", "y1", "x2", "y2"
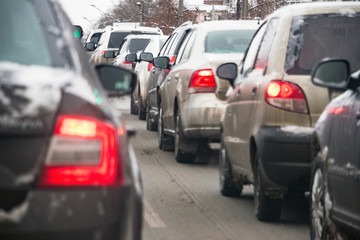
[{"x1": 143, "y1": 198, "x2": 166, "y2": 228}]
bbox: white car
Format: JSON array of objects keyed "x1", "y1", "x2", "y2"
[
  {"x1": 89, "y1": 25, "x2": 163, "y2": 65},
  {"x1": 131, "y1": 35, "x2": 168, "y2": 120}
]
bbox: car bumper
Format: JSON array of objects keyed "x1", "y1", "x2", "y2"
[
  {"x1": 182, "y1": 94, "x2": 225, "y2": 140},
  {"x1": 255, "y1": 126, "x2": 313, "y2": 194},
  {"x1": 0, "y1": 186, "x2": 142, "y2": 240}
]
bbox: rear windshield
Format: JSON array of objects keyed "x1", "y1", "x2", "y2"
[
  {"x1": 108, "y1": 32, "x2": 130, "y2": 48},
  {"x1": 285, "y1": 14, "x2": 360, "y2": 75},
  {"x1": 205, "y1": 30, "x2": 256, "y2": 54},
  {"x1": 126, "y1": 39, "x2": 150, "y2": 53}
]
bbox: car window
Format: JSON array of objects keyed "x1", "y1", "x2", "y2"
[
  {"x1": 127, "y1": 39, "x2": 150, "y2": 53},
  {"x1": 205, "y1": 29, "x2": 256, "y2": 54},
  {"x1": 158, "y1": 34, "x2": 174, "y2": 56},
  {"x1": 89, "y1": 32, "x2": 102, "y2": 44},
  {"x1": 164, "y1": 33, "x2": 178, "y2": 56},
  {"x1": 169, "y1": 29, "x2": 192, "y2": 57},
  {"x1": 285, "y1": 14, "x2": 360, "y2": 75},
  {"x1": 241, "y1": 22, "x2": 267, "y2": 75},
  {"x1": 108, "y1": 32, "x2": 130, "y2": 48},
  {"x1": 254, "y1": 18, "x2": 279, "y2": 70},
  {"x1": 0, "y1": 0, "x2": 68, "y2": 67},
  {"x1": 176, "y1": 30, "x2": 196, "y2": 64}
]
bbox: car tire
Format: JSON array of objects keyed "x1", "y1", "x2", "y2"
[
  {"x1": 146, "y1": 99, "x2": 157, "y2": 131},
  {"x1": 130, "y1": 94, "x2": 138, "y2": 115},
  {"x1": 138, "y1": 94, "x2": 146, "y2": 120},
  {"x1": 219, "y1": 133, "x2": 242, "y2": 197},
  {"x1": 254, "y1": 153, "x2": 282, "y2": 222},
  {"x1": 310, "y1": 153, "x2": 340, "y2": 240},
  {"x1": 174, "y1": 109, "x2": 196, "y2": 163},
  {"x1": 157, "y1": 104, "x2": 174, "y2": 151}
]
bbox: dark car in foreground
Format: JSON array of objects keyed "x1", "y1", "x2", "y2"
[
  {"x1": 0, "y1": 1, "x2": 142, "y2": 240},
  {"x1": 310, "y1": 59, "x2": 360, "y2": 240}
]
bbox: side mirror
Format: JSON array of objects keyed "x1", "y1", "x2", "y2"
[
  {"x1": 125, "y1": 53, "x2": 137, "y2": 62},
  {"x1": 140, "y1": 52, "x2": 153, "y2": 62},
  {"x1": 73, "y1": 25, "x2": 83, "y2": 39},
  {"x1": 311, "y1": 59, "x2": 350, "y2": 90},
  {"x1": 95, "y1": 64, "x2": 137, "y2": 97},
  {"x1": 217, "y1": 62, "x2": 238, "y2": 86},
  {"x1": 85, "y1": 42, "x2": 96, "y2": 51},
  {"x1": 104, "y1": 51, "x2": 116, "y2": 58},
  {"x1": 153, "y1": 56, "x2": 170, "y2": 69}
]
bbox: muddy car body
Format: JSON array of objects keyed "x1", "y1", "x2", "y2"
[
  {"x1": 217, "y1": 2, "x2": 360, "y2": 222},
  {"x1": 156, "y1": 20, "x2": 259, "y2": 163}
]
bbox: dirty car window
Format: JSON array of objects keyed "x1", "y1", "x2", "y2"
[
  {"x1": 205, "y1": 30, "x2": 256, "y2": 54},
  {"x1": 285, "y1": 14, "x2": 360, "y2": 75}
]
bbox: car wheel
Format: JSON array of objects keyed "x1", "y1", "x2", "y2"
[
  {"x1": 130, "y1": 94, "x2": 138, "y2": 115},
  {"x1": 138, "y1": 94, "x2": 146, "y2": 120},
  {"x1": 219, "y1": 133, "x2": 242, "y2": 197},
  {"x1": 146, "y1": 99, "x2": 157, "y2": 131},
  {"x1": 174, "y1": 109, "x2": 196, "y2": 163},
  {"x1": 310, "y1": 154, "x2": 339, "y2": 240},
  {"x1": 254, "y1": 153, "x2": 282, "y2": 222},
  {"x1": 157, "y1": 104, "x2": 174, "y2": 151}
]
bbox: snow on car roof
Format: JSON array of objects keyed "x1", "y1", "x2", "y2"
[{"x1": 266, "y1": 2, "x2": 360, "y2": 21}]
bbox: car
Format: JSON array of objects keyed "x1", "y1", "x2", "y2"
[
  {"x1": 145, "y1": 22, "x2": 194, "y2": 131},
  {"x1": 112, "y1": 34, "x2": 158, "y2": 71},
  {"x1": 0, "y1": 0, "x2": 142, "y2": 239},
  {"x1": 125, "y1": 35, "x2": 168, "y2": 120},
  {"x1": 310, "y1": 59, "x2": 360, "y2": 240},
  {"x1": 88, "y1": 25, "x2": 163, "y2": 65},
  {"x1": 84, "y1": 28, "x2": 104, "y2": 57},
  {"x1": 216, "y1": 2, "x2": 360, "y2": 222},
  {"x1": 155, "y1": 20, "x2": 259, "y2": 163}
]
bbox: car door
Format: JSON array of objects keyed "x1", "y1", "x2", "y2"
[
  {"x1": 328, "y1": 89, "x2": 360, "y2": 225},
  {"x1": 162, "y1": 30, "x2": 196, "y2": 133},
  {"x1": 225, "y1": 22, "x2": 267, "y2": 177}
]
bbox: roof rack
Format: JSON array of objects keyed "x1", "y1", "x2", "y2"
[{"x1": 179, "y1": 21, "x2": 192, "y2": 27}]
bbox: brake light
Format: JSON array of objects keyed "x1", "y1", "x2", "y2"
[
  {"x1": 101, "y1": 50, "x2": 107, "y2": 56},
  {"x1": 328, "y1": 106, "x2": 344, "y2": 115},
  {"x1": 37, "y1": 115, "x2": 124, "y2": 188},
  {"x1": 188, "y1": 69, "x2": 216, "y2": 94},
  {"x1": 148, "y1": 62, "x2": 153, "y2": 71},
  {"x1": 265, "y1": 80, "x2": 308, "y2": 113},
  {"x1": 123, "y1": 60, "x2": 133, "y2": 70},
  {"x1": 170, "y1": 56, "x2": 176, "y2": 64}
]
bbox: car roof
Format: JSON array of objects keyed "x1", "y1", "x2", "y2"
[
  {"x1": 110, "y1": 26, "x2": 163, "y2": 34},
  {"x1": 266, "y1": 2, "x2": 360, "y2": 20},
  {"x1": 124, "y1": 34, "x2": 165, "y2": 40},
  {"x1": 195, "y1": 20, "x2": 261, "y2": 32}
]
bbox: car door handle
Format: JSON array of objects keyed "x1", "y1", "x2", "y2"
[
  {"x1": 252, "y1": 86, "x2": 257, "y2": 96},
  {"x1": 252, "y1": 84, "x2": 259, "y2": 96},
  {"x1": 356, "y1": 110, "x2": 360, "y2": 120}
]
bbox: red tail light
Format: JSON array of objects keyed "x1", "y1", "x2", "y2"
[
  {"x1": 148, "y1": 62, "x2": 153, "y2": 71},
  {"x1": 170, "y1": 56, "x2": 176, "y2": 64},
  {"x1": 101, "y1": 50, "x2": 107, "y2": 56},
  {"x1": 188, "y1": 69, "x2": 217, "y2": 94},
  {"x1": 37, "y1": 115, "x2": 124, "y2": 188},
  {"x1": 265, "y1": 80, "x2": 308, "y2": 113}
]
